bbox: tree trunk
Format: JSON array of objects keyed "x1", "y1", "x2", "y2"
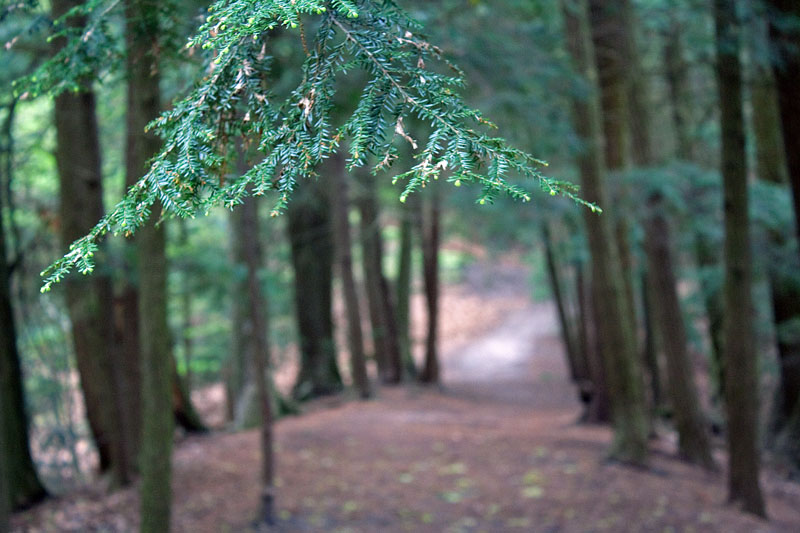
[
  {"x1": 766, "y1": 0, "x2": 800, "y2": 251},
  {"x1": 171, "y1": 359, "x2": 206, "y2": 433},
  {"x1": 230, "y1": 189, "x2": 275, "y2": 525},
  {"x1": 542, "y1": 222, "x2": 587, "y2": 398},
  {"x1": 663, "y1": 15, "x2": 695, "y2": 162},
  {"x1": 0, "y1": 137, "x2": 46, "y2": 511},
  {"x1": 328, "y1": 156, "x2": 371, "y2": 399},
  {"x1": 287, "y1": 178, "x2": 343, "y2": 400},
  {"x1": 748, "y1": 9, "x2": 800, "y2": 469},
  {"x1": 622, "y1": 0, "x2": 714, "y2": 468},
  {"x1": 588, "y1": 0, "x2": 639, "y2": 366},
  {"x1": 577, "y1": 261, "x2": 610, "y2": 421},
  {"x1": 356, "y1": 171, "x2": 403, "y2": 384},
  {"x1": 714, "y1": 0, "x2": 766, "y2": 517},
  {"x1": 51, "y1": 0, "x2": 132, "y2": 486},
  {"x1": 644, "y1": 207, "x2": 715, "y2": 468},
  {"x1": 418, "y1": 180, "x2": 441, "y2": 385},
  {"x1": 640, "y1": 267, "x2": 663, "y2": 414},
  {"x1": 125, "y1": 0, "x2": 174, "y2": 530},
  {"x1": 561, "y1": 0, "x2": 648, "y2": 464},
  {"x1": 395, "y1": 198, "x2": 417, "y2": 379}
]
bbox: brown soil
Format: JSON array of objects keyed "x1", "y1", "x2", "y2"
[{"x1": 11, "y1": 257, "x2": 800, "y2": 532}]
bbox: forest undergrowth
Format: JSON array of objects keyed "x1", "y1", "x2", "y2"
[{"x1": 11, "y1": 255, "x2": 800, "y2": 532}]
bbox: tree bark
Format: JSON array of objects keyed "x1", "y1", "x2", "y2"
[
  {"x1": 51, "y1": 0, "x2": 132, "y2": 486},
  {"x1": 395, "y1": 198, "x2": 417, "y2": 379},
  {"x1": 356, "y1": 171, "x2": 403, "y2": 384},
  {"x1": 588, "y1": 0, "x2": 639, "y2": 365},
  {"x1": 418, "y1": 180, "x2": 441, "y2": 385},
  {"x1": 621, "y1": 0, "x2": 714, "y2": 468},
  {"x1": 748, "y1": 8, "x2": 800, "y2": 469},
  {"x1": 561, "y1": 0, "x2": 648, "y2": 464},
  {"x1": 766, "y1": 0, "x2": 800, "y2": 251},
  {"x1": 230, "y1": 190, "x2": 275, "y2": 525},
  {"x1": 328, "y1": 156, "x2": 371, "y2": 399},
  {"x1": 287, "y1": 178, "x2": 343, "y2": 400},
  {"x1": 125, "y1": 0, "x2": 174, "y2": 530},
  {"x1": 714, "y1": 0, "x2": 766, "y2": 517},
  {"x1": 0, "y1": 125, "x2": 46, "y2": 511}
]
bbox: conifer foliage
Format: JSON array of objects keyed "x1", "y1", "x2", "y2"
[{"x1": 16, "y1": 0, "x2": 593, "y2": 290}]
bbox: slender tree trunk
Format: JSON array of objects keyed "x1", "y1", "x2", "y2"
[
  {"x1": 418, "y1": 180, "x2": 441, "y2": 384},
  {"x1": 356, "y1": 171, "x2": 403, "y2": 384},
  {"x1": 287, "y1": 178, "x2": 343, "y2": 400},
  {"x1": 766, "y1": 0, "x2": 800, "y2": 251},
  {"x1": 0, "y1": 136, "x2": 46, "y2": 511},
  {"x1": 577, "y1": 261, "x2": 610, "y2": 420},
  {"x1": 714, "y1": 0, "x2": 766, "y2": 517},
  {"x1": 125, "y1": 0, "x2": 174, "y2": 530},
  {"x1": 542, "y1": 223, "x2": 586, "y2": 390},
  {"x1": 328, "y1": 157, "x2": 371, "y2": 399},
  {"x1": 231, "y1": 190, "x2": 275, "y2": 525},
  {"x1": 663, "y1": 16, "x2": 695, "y2": 162},
  {"x1": 640, "y1": 268, "x2": 663, "y2": 414},
  {"x1": 561, "y1": 0, "x2": 648, "y2": 464},
  {"x1": 621, "y1": 0, "x2": 714, "y2": 468},
  {"x1": 395, "y1": 198, "x2": 417, "y2": 379},
  {"x1": 171, "y1": 359, "x2": 206, "y2": 433},
  {"x1": 178, "y1": 220, "x2": 193, "y2": 391},
  {"x1": 51, "y1": 0, "x2": 131, "y2": 486}
]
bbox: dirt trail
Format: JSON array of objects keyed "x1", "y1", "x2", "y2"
[{"x1": 12, "y1": 259, "x2": 800, "y2": 532}]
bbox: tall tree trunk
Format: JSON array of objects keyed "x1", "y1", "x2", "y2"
[
  {"x1": 640, "y1": 268, "x2": 663, "y2": 414},
  {"x1": 714, "y1": 0, "x2": 766, "y2": 517},
  {"x1": 356, "y1": 171, "x2": 403, "y2": 384},
  {"x1": 171, "y1": 359, "x2": 206, "y2": 433},
  {"x1": 418, "y1": 181, "x2": 441, "y2": 385},
  {"x1": 125, "y1": 0, "x2": 174, "y2": 530},
  {"x1": 577, "y1": 261, "x2": 610, "y2": 420},
  {"x1": 51, "y1": 0, "x2": 131, "y2": 486},
  {"x1": 588, "y1": 0, "x2": 639, "y2": 364},
  {"x1": 0, "y1": 406, "x2": 8, "y2": 532},
  {"x1": 644, "y1": 208, "x2": 715, "y2": 468},
  {"x1": 395, "y1": 198, "x2": 417, "y2": 379},
  {"x1": 766, "y1": 0, "x2": 800, "y2": 251},
  {"x1": 621, "y1": 0, "x2": 714, "y2": 468},
  {"x1": 748, "y1": 9, "x2": 800, "y2": 469},
  {"x1": 287, "y1": 178, "x2": 343, "y2": 400},
  {"x1": 328, "y1": 157, "x2": 371, "y2": 399},
  {"x1": 663, "y1": 16, "x2": 695, "y2": 162},
  {"x1": 561, "y1": 0, "x2": 648, "y2": 464},
  {"x1": 542, "y1": 223, "x2": 587, "y2": 394},
  {"x1": 0, "y1": 127, "x2": 46, "y2": 511},
  {"x1": 231, "y1": 190, "x2": 275, "y2": 525}
]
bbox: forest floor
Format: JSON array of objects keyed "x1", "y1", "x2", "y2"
[{"x1": 11, "y1": 254, "x2": 800, "y2": 532}]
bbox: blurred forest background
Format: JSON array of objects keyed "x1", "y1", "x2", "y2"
[{"x1": 2, "y1": 0, "x2": 800, "y2": 531}]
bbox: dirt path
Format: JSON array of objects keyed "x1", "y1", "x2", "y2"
[{"x1": 12, "y1": 260, "x2": 800, "y2": 532}]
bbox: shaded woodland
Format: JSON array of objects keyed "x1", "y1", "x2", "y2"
[{"x1": 1, "y1": 0, "x2": 800, "y2": 531}]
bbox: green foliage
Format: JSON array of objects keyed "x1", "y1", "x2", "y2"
[{"x1": 13, "y1": 0, "x2": 594, "y2": 291}]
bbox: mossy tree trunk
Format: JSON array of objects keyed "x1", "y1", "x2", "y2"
[
  {"x1": 561, "y1": 0, "x2": 648, "y2": 465},
  {"x1": 714, "y1": 0, "x2": 766, "y2": 517},
  {"x1": 328, "y1": 156, "x2": 371, "y2": 399},
  {"x1": 287, "y1": 178, "x2": 343, "y2": 400},
  {"x1": 125, "y1": 0, "x2": 174, "y2": 530}
]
